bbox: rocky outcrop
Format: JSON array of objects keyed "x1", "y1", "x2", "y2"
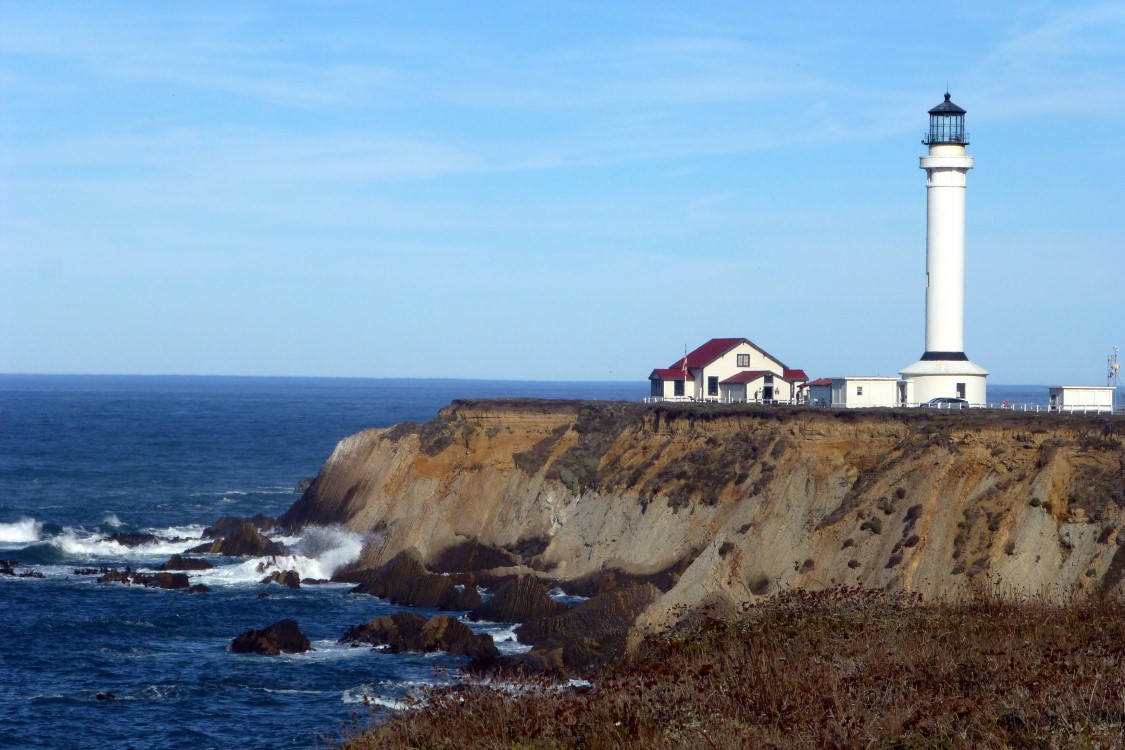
[
  {"x1": 107, "y1": 532, "x2": 162, "y2": 547},
  {"x1": 345, "y1": 549, "x2": 482, "y2": 611},
  {"x1": 97, "y1": 569, "x2": 191, "y2": 590},
  {"x1": 469, "y1": 575, "x2": 564, "y2": 623},
  {"x1": 2, "y1": 560, "x2": 44, "y2": 579},
  {"x1": 160, "y1": 554, "x2": 214, "y2": 571},
  {"x1": 277, "y1": 400, "x2": 1125, "y2": 641},
  {"x1": 188, "y1": 521, "x2": 287, "y2": 557},
  {"x1": 231, "y1": 619, "x2": 311, "y2": 655},
  {"x1": 515, "y1": 584, "x2": 662, "y2": 670},
  {"x1": 201, "y1": 515, "x2": 275, "y2": 540},
  {"x1": 340, "y1": 612, "x2": 498, "y2": 662},
  {"x1": 261, "y1": 570, "x2": 300, "y2": 588}
]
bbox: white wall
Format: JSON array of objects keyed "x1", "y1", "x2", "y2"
[
  {"x1": 1049, "y1": 386, "x2": 1115, "y2": 413},
  {"x1": 907, "y1": 373, "x2": 987, "y2": 405},
  {"x1": 697, "y1": 342, "x2": 785, "y2": 398},
  {"x1": 833, "y1": 378, "x2": 900, "y2": 408}
]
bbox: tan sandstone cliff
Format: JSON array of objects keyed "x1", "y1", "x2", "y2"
[{"x1": 278, "y1": 400, "x2": 1125, "y2": 634}]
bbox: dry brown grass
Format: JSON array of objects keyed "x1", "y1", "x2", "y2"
[{"x1": 337, "y1": 586, "x2": 1125, "y2": 749}]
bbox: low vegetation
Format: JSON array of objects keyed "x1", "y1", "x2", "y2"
[{"x1": 338, "y1": 587, "x2": 1125, "y2": 749}]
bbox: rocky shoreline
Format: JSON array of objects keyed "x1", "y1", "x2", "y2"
[{"x1": 50, "y1": 399, "x2": 1125, "y2": 677}]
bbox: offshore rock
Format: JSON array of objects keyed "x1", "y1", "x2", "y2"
[
  {"x1": 107, "y1": 532, "x2": 162, "y2": 548},
  {"x1": 277, "y1": 399, "x2": 1125, "y2": 642},
  {"x1": 340, "y1": 612, "x2": 498, "y2": 662},
  {"x1": 188, "y1": 522, "x2": 287, "y2": 557},
  {"x1": 160, "y1": 554, "x2": 214, "y2": 571},
  {"x1": 201, "y1": 515, "x2": 275, "y2": 540},
  {"x1": 96, "y1": 569, "x2": 191, "y2": 590},
  {"x1": 348, "y1": 549, "x2": 482, "y2": 611},
  {"x1": 219, "y1": 522, "x2": 286, "y2": 557},
  {"x1": 261, "y1": 569, "x2": 300, "y2": 588},
  {"x1": 469, "y1": 574, "x2": 565, "y2": 623},
  {"x1": 230, "y1": 619, "x2": 310, "y2": 655}
]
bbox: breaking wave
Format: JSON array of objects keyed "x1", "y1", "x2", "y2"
[
  {"x1": 194, "y1": 525, "x2": 362, "y2": 585},
  {"x1": 0, "y1": 518, "x2": 42, "y2": 546}
]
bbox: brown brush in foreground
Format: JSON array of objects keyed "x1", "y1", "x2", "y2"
[{"x1": 336, "y1": 586, "x2": 1125, "y2": 749}]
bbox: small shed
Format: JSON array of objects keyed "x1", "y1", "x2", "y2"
[
  {"x1": 1047, "y1": 386, "x2": 1115, "y2": 414},
  {"x1": 804, "y1": 378, "x2": 833, "y2": 407}
]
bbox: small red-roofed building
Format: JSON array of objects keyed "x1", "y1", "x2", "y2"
[
  {"x1": 802, "y1": 377, "x2": 834, "y2": 407},
  {"x1": 648, "y1": 338, "x2": 808, "y2": 403}
]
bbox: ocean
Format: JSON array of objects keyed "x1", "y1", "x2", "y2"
[{"x1": 0, "y1": 376, "x2": 1102, "y2": 748}]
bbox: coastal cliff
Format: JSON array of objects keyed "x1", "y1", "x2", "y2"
[{"x1": 279, "y1": 400, "x2": 1125, "y2": 634}]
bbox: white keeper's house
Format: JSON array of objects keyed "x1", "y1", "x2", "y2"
[{"x1": 648, "y1": 338, "x2": 809, "y2": 403}]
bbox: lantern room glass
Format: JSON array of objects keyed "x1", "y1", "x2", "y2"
[{"x1": 926, "y1": 113, "x2": 967, "y2": 145}]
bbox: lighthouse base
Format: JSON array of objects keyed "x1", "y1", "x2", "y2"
[{"x1": 899, "y1": 357, "x2": 989, "y2": 406}]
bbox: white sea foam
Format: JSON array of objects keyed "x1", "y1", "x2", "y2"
[
  {"x1": 101, "y1": 513, "x2": 123, "y2": 529},
  {"x1": 147, "y1": 524, "x2": 204, "y2": 541},
  {"x1": 292, "y1": 525, "x2": 363, "y2": 577},
  {"x1": 194, "y1": 526, "x2": 362, "y2": 585},
  {"x1": 52, "y1": 528, "x2": 195, "y2": 559},
  {"x1": 341, "y1": 681, "x2": 432, "y2": 709},
  {"x1": 261, "y1": 687, "x2": 323, "y2": 695},
  {"x1": 0, "y1": 518, "x2": 41, "y2": 546},
  {"x1": 468, "y1": 622, "x2": 532, "y2": 655},
  {"x1": 549, "y1": 586, "x2": 588, "y2": 604}
]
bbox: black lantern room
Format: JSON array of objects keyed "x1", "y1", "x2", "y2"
[{"x1": 923, "y1": 92, "x2": 968, "y2": 145}]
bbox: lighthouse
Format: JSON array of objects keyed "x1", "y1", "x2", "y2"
[{"x1": 900, "y1": 93, "x2": 989, "y2": 405}]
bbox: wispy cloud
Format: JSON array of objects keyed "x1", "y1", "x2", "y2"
[
  {"x1": 0, "y1": 7, "x2": 401, "y2": 108},
  {"x1": 971, "y1": 3, "x2": 1125, "y2": 119}
]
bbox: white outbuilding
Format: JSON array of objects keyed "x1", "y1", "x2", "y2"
[
  {"x1": 829, "y1": 377, "x2": 900, "y2": 409},
  {"x1": 1047, "y1": 386, "x2": 1116, "y2": 414}
]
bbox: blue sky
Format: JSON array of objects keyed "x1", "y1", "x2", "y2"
[{"x1": 1, "y1": 1, "x2": 1122, "y2": 384}]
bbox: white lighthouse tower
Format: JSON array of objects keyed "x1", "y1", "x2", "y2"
[{"x1": 900, "y1": 93, "x2": 989, "y2": 405}]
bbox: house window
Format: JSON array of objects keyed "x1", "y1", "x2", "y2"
[
  {"x1": 674, "y1": 380, "x2": 685, "y2": 397},
  {"x1": 708, "y1": 376, "x2": 719, "y2": 396},
  {"x1": 764, "y1": 373, "x2": 774, "y2": 384},
  {"x1": 737, "y1": 354, "x2": 750, "y2": 367},
  {"x1": 650, "y1": 379, "x2": 662, "y2": 397},
  {"x1": 857, "y1": 386, "x2": 864, "y2": 396}
]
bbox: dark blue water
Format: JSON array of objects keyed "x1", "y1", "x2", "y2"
[
  {"x1": 0, "y1": 376, "x2": 643, "y2": 750},
  {"x1": 0, "y1": 377, "x2": 1095, "y2": 748}
]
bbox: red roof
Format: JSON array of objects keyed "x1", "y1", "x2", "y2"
[
  {"x1": 784, "y1": 369, "x2": 809, "y2": 382},
  {"x1": 804, "y1": 378, "x2": 832, "y2": 387},
  {"x1": 649, "y1": 368, "x2": 688, "y2": 381},
  {"x1": 720, "y1": 370, "x2": 769, "y2": 384},
  {"x1": 668, "y1": 338, "x2": 749, "y2": 370}
]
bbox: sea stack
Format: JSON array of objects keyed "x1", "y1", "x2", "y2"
[{"x1": 900, "y1": 92, "x2": 989, "y2": 405}]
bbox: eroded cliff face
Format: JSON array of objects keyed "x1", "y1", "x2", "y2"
[{"x1": 278, "y1": 400, "x2": 1125, "y2": 633}]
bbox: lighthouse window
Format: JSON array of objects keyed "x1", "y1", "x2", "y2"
[{"x1": 737, "y1": 354, "x2": 750, "y2": 367}]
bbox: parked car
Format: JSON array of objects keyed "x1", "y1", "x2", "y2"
[{"x1": 922, "y1": 396, "x2": 969, "y2": 409}]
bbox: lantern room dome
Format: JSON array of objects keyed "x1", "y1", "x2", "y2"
[
  {"x1": 924, "y1": 92, "x2": 968, "y2": 146},
  {"x1": 928, "y1": 92, "x2": 966, "y2": 116}
]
